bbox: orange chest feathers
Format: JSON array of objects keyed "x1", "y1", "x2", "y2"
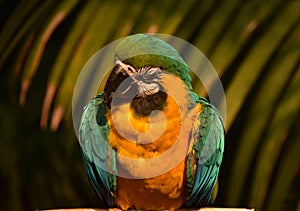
[{"x1": 106, "y1": 95, "x2": 196, "y2": 210}]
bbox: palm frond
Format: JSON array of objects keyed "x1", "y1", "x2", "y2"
[{"x1": 0, "y1": 0, "x2": 299, "y2": 210}]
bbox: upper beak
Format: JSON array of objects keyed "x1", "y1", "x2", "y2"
[{"x1": 115, "y1": 56, "x2": 136, "y2": 80}]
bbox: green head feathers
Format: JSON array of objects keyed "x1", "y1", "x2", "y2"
[{"x1": 115, "y1": 34, "x2": 192, "y2": 90}]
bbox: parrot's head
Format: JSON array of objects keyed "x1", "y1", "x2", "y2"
[
  {"x1": 103, "y1": 34, "x2": 192, "y2": 116},
  {"x1": 103, "y1": 56, "x2": 167, "y2": 116},
  {"x1": 114, "y1": 56, "x2": 163, "y2": 97}
]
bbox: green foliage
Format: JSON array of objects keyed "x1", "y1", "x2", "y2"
[{"x1": 0, "y1": 0, "x2": 299, "y2": 210}]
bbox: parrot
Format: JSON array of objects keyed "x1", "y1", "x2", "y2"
[{"x1": 78, "y1": 34, "x2": 225, "y2": 210}]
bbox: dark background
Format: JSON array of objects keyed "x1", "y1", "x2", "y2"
[{"x1": 0, "y1": 0, "x2": 299, "y2": 210}]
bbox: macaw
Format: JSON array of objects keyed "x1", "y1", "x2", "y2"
[{"x1": 79, "y1": 34, "x2": 225, "y2": 210}]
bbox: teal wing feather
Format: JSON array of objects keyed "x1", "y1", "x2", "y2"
[
  {"x1": 185, "y1": 93, "x2": 225, "y2": 207},
  {"x1": 79, "y1": 93, "x2": 117, "y2": 207}
]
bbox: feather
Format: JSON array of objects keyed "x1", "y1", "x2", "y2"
[
  {"x1": 79, "y1": 93, "x2": 117, "y2": 207},
  {"x1": 185, "y1": 94, "x2": 225, "y2": 207}
]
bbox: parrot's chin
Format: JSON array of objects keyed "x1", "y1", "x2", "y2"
[{"x1": 130, "y1": 90, "x2": 167, "y2": 116}]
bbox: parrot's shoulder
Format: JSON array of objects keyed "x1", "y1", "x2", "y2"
[
  {"x1": 79, "y1": 93, "x2": 108, "y2": 159},
  {"x1": 194, "y1": 95, "x2": 224, "y2": 165},
  {"x1": 79, "y1": 93, "x2": 117, "y2": 207},
  {"x1": 185, "y1": 93, "x2": 225, "y2": 207}
]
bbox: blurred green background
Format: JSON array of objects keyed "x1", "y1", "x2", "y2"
[{"x1": 0, "y1": 0, "x2": 299, "y2": 210}]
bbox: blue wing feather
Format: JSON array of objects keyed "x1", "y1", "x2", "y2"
[
  {"x1": 79, "y1": 93, "x2": 116, "y2": 207},
  {"x1": 185, "y1": 94, "x2": 225, "y2": 207}
]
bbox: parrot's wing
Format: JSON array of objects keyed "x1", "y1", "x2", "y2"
[
  {"x1": 79, "y1": 93, "x2": 116, "y2": 207},
  {"x1": 185, "y1": 95, "x2": 225, "y2": 207}
]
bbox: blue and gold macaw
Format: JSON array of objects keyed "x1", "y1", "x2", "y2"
[{"x1": 79, "y1": 34, "x2": 224, "y2": 210}]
